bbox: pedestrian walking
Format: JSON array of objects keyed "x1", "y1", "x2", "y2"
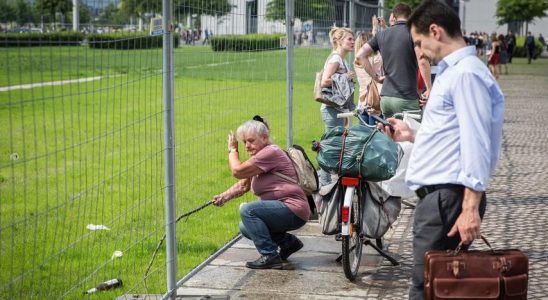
[
  {"x1": 524, "y1": 31, "x2": 536, "y2": 64},
  {"x1": 378, "y1": 1, "x2": 505, "y2": 298},
  {"x1": 505, "y1": 30, "x2": 516, "y2": 63}
]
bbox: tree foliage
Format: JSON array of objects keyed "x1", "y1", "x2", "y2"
[
  {"x1": 119, "y1": 0, "x2": 232, "y2": 18},
  {"x1": 98, "y1": 3, "x2": 130, "y2": 26},
  {"x1": 174, "y1": 0, "x2": 233, "y2": 17},
  {"x1": 383, "y1": 0, "x2": 423, "y2": 11},
  {"x1": 265, "y1": 0, "x2": 334, "y2": 21},
  {"x1": 496, "y1": 0, "x2": 548, "y2": 25},
  {"x1": 35, "y1": 0, "x2": 72, "y2": 22}
]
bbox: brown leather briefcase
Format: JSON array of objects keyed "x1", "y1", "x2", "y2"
[{"x1": 424, "y1": 236, "x2": 528, "y2": 300}]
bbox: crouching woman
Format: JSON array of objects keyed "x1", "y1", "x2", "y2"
[{"x1": 213, "y1": 116, "x2": 310, "y2": 269}]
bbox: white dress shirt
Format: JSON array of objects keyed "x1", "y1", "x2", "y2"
[{"x1": 406, "y1": 46, "x2": 505, "y2": 192}]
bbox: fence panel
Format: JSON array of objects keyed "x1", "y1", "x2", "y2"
[{"x1": 1, "y1": 0, "x2": 383, "y2": 298}]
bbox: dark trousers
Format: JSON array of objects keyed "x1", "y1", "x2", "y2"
[{"x1": 408, "y1": 186, "x2": 487, "y2": 300}]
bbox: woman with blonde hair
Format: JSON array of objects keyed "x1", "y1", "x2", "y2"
[
  {"x1": 353, "y1": 16, "x2": 385, "y2": 124},
  {"x1": 319, "y1": 26, "x2": 355, "y2": 132}
]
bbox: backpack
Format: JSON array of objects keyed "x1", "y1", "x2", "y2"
[{"x1": 273, "y1": 144, "x2": 319, "y2": 195}]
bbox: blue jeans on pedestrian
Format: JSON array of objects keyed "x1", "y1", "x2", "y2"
[
  {"x1": 239, "y1": 200, "x2": 306, "y2": 256},
  {"x1": 321, "y1": 106, "x2": 350, "y2": 133}
]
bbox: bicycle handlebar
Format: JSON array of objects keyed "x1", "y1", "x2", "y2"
[{"x1": 336, "y1": 112, "x2": 355, "y2": 119}]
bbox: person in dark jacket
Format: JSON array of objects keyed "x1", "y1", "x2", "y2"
[{"x1": 524, "y1": 31, "x2": 535, "y2": 64}]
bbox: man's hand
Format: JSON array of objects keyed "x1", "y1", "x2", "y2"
[
  {"x1": 447, "y1": 188, "x2": 483, "y2": 244},
  {"x1": 378, "y1": 118, "x2": 415, "y2": 143},
  {"x1": 447, "y1": 208, "x2": 481, "y2": 244}
]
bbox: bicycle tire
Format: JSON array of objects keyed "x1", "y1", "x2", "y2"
[{"x1": 342, "y1": 186, "x2": 363, "y2": 281}]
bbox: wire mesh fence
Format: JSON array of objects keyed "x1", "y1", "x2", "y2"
[{"x1": 0, "y1": 0, "x2": 384, "y2": 298}]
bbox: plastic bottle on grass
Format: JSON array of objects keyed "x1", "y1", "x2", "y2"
[{"x1": 84, "y1": 278, "x2": 123, "y2": 295}]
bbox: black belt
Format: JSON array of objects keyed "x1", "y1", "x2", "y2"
[{"x1": 415, "y1": 184, "x2": 464, "y2": 199}]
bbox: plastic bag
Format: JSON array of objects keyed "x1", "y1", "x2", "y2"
[
  {"x1": 316, "y1": 125, "x2": 402, "y2": 182},
  {"x1": 379, "y1": 115, "x2": 421, "y2": 198}
]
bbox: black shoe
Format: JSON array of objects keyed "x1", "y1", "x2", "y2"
[
  {"x1": 245, "y1": 254, "x2": 283, "y2": 269},
  {"x1": 280, "y1": 238, "x2": 304, "y2": 260}
]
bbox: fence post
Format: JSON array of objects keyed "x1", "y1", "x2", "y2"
[
  {"x1": 162, "y1": 0, "x2": 177, "y2": 298},
  {"x1": 72, "y1": 0, "x2": 79, "y2": 32},
  {"x1": 349, "y1": 0, "x2": 355, "y2": 66},
  {"x1": 285, "y1": 0, "x2": 295, "y2": 148}
]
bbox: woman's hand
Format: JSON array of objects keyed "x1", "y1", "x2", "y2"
[
  {"x1": 227, "y1": 130, "x2": 238, "y2": 152},
  {"x1": 212, "y1": 194, "x2": 228, "y2": 207},
  {"x1": 374, "y1": 75, "x2": 385, "y2": 83},
  {"x1": 419, "y1": 89, "x2": 430, "y2": 108},
  {"x1": 347, "y1": 70, "x2": 355, "y2": 81}
]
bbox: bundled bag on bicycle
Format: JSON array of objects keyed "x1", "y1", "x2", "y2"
[{"x1": 313, "y1": 119, "x2": 404, "y2": 280}]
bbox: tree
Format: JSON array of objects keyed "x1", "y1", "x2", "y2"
[
  {"x1": 496, "y1": 0, "x2": 548, "y2": 32},
  {"x1": 35, "y1": 0, "x2": 72, "y2": 24},
  {"x1": 383, "y1": 0, "x2": 423, "y2": 11},
  {"x1": 97, "y1": 3, "x2": 130, "y2": 26},
  {"x1": 0, "y1": 1, "x2": 16, "y2": 23},
  {"x1": 14, "y1": 0, "x2": 37, "y2": 24},
  {"x1": 265, "y1": 0, "x2": 334, "y2": 21},
  {"x1": 174, "y1": 0, "x2": 233, "y2": 17}
]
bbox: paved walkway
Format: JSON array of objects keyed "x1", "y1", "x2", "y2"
[{"x1": 172, "y1": 70, "x2": 548, "y2": 299}]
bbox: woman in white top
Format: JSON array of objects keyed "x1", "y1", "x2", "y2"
[{"x1": 320, "y1": 26, "x2": 355, "y2": 133}]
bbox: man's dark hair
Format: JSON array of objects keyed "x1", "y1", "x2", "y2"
[
  {"x1": 407, "y1": 0, "x2": 462, "y2": 39},
  {"x1": 392, "y1": 3, "x2": 412, "y2": 19}
]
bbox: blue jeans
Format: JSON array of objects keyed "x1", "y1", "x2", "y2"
[
  {"x1": 239, "y1": 200, "x2": 306, "y2": 256},
  {"x1": 321, "y1": 106, "x2": 349, "y2": 133}
]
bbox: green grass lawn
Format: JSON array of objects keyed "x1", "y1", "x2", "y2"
[
  {"x1": 0, "y1": 45, "x2": 330, "y2": 299},
  {"x1": 1, "y1": 43, "x2": 545, "y2": 298}
]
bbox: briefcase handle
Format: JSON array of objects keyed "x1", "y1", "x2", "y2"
[{"x1": 451, "y1": 235, "x2": 495, "y2": 256}]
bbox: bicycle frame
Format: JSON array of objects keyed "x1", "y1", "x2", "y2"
[{"x1": 340, "y1": 177, "x2": 360, "y2": 236}]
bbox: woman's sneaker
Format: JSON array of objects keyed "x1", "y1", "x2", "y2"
[
  {"x1": 280, "y1": 238, "x2": 304, "y2": 261},
  {"x1": 245, "y1": 254, "x2": 283, "y2": 269}
]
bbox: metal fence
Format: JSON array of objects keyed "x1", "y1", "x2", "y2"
[{"x1": 0, "y1": 0, "x2": 384, "y2": 298}]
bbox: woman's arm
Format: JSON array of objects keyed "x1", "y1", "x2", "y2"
[
  {"x1": 227, "y1": 131, "x2": 263, "y2": 179},
  {"x1": 321, "y1": 61, "x2": 339, "y2": 88},
  {"x1": 213, "y1": 178, "x2": 251, "y2": 206}
]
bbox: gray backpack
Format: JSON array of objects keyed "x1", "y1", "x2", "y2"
[{"x1": 273, "y1": 144, "x2": 319, "y2": 195}]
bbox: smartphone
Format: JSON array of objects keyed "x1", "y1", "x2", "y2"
[{"x1": 369, "y1": 113, "x2": 394, "y2": 130}]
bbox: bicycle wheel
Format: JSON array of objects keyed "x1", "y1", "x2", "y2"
[{"x1": 342, "y1": 186, "x2": 363, "y2": 281}]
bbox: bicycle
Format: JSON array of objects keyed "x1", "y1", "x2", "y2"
[{"x1": 331, "y1": 110, "x2": 399, "y2": 281}]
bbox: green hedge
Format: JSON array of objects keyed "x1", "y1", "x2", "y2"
[
  {"x1": 88, "y1": 33, "x2": 180, "y2": 49},
  {"x1": 0, "y1": 32, "x2": 84, "y2": 47},
  {"x1": 513, "y1": 36, "x2": 544, "y2": 58},
  {"x1": 210, "y1": 34, "x2": 284, "y2": 52}
]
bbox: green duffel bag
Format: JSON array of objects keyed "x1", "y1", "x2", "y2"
[{"x1": 316, "y1": 125, "x2": 402, "y2": 182}]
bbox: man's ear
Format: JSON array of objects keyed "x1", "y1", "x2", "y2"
[{"x1": 429, "y1": 24, "x2": 442, "y2": 41}]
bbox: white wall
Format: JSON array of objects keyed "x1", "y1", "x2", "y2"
[
  {"x1": 200, "y1": 0, "x2": 285, "y2": 36},
  {"x1": 463, "y1": 0, "x2": 548, "y2": 36}
]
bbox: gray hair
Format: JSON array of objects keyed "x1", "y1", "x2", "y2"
[{"x1": 236, "y1": 120, "x2": 271, "y2": 143}]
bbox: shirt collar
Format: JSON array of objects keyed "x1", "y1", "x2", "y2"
[{"x1": 437, "y1": 46, "x2": 476, "y2": 75}]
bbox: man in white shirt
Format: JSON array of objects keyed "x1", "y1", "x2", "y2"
[{"x1": 379, "y1": 1, "x2": 505, "y2": 299}]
